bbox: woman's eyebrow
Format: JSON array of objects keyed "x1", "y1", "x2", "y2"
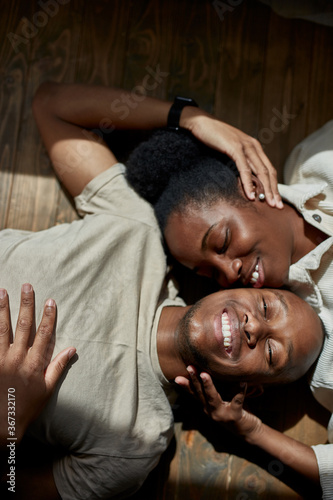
[{"x1": 201, "y1": 222, "x2": 219, "y2": 251}]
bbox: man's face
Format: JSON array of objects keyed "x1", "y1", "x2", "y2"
[{"x1": 177, "y1": 288, "x2": 323, "y2": 385}]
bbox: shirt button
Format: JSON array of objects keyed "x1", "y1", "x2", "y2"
[{"x1": 312, "y1": 214, "x2": 322, "y2": 223}]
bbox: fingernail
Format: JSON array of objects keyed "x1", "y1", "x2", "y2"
[
  {"x1": 68, "y1": 348, "x2": 76, "y2": 360},
  {"x1": 186, "y1": 366, "x2": 194, "y2": 375},
  {"x1": 22, "y1": 283, "x2": 32, "y2": 293},
  {"x1": 200, "y1": 373, "x2": 208, "y2": 382},
  {"x1": 277, "y1": 200, "x2": 284, "y2": 209},
  {"x1": 46, "y1": 298, "x2": 55, "y2": 307},
  {"x1": 0, "y1": 289, "x2": 7, "y2": 299}
]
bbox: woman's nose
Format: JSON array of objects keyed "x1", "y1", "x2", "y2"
[{"x1": 215, "y1": 257, "x2": 242, "y2": 286}]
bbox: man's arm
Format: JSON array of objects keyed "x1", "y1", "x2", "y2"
[
  {"x1": 32, "y1": 82, "x2": 282, "y2": 205},
  {"x1": 0, "y1": 284, "x2": 76, "y2": 499}
]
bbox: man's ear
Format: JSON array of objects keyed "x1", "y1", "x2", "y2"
[
  {"x1": 237, "y1": 174, "x2": 265, "y2": 200},
  {"x1": 245, "y1": 384, "x2": 264, "y2": 399}
]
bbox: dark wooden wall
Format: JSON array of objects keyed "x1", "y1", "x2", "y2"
[{"x1": 1, "y1": 1, "x2": 332, "y2": 498}]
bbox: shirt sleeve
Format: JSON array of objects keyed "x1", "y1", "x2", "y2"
[
  {"x1": 74, "y1": 163, "x2": 157, "y2": 227},
  {"x1": 311, "y1": 443, "x2": 333, "y2": 500},
  {"x1": 53, "y1": 452, "x2": 160, "y2": 500}
]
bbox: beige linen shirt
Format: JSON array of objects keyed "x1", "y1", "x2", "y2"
[{"x1": 1, "y1": 164, "x2": 184, "y2": 499}]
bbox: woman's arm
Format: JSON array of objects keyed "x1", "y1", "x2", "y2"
[
  {"x1": 33, "y1": 82, "x2": 282, "y2": 205},
  {"x1": 176, "y1": 367, "x2": 320, "y2": 484}
]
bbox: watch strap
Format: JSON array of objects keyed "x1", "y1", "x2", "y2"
[{"x1": 167, "y1": 96, "x2": 198, "y2": 131}]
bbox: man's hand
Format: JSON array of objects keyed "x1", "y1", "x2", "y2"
[
  {"x1": 0, "y1": 284, "x2": 76, "y2": 446},
  {"x1": 181, "y1": 108, "x2": 283, "y2": 209},
  {"x1": 175, "y1": 366, "x2": 262, "y2": 439}
]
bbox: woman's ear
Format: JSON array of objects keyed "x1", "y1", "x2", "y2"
[
  {"x1": 238, "y1": 174, "x2": 265, "y2": 201},
  {"x1": 251, "y1": 176, "x2": 265, "y2": 200}
]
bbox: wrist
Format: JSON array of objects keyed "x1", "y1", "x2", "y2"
[
  {"x1": 241, "y1": 416, "x2": 264, "y2": 445},
  {"x1": 167, "y1": 96, "x2": 198, "y2": 131}
]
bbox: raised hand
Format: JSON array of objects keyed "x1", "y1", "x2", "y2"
[
  {"x1": 181, "y1": 108, "x2": 283, "y2": 209},
  {"x1": 0, "y1": 284, "x2": 76, "y2": 445},
  {"x1": 175, "y1": 366, "x2": 262, "y2": 438}
]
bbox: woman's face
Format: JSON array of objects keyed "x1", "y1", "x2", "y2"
[{"x1": 164, "y1": 197, "x2": 295, "y2": 289}]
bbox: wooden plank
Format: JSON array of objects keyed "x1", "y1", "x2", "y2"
[
  {"x1": 164, "y1": 0, "x2": 221, "y2": 112},
  {"x1": 6, "y1": 0, "x2": 83, "y2": 231},
  {"x1": 258, "y1": 11, "x2": 315, "y2": 179},
  {"x1": 306, "y1": 22, "x2": 333, "y2": 137},
  {"x1": 0, "y1": 2, "x2": 33, "y2": 228},
  {"x1": 122, "y1": 0, "x2": 171, "y2": 100},
  {"x1": 214, "y1": 0, "x2": 270, "y2": 137},
  {"x1": 74, "y1": 0, "x2": 130, "y2": 86},
  {"x1": 166, "y1": 427, "x2": 230, "y2": 499}
]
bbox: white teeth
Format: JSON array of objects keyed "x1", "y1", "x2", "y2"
[
  {"x1": 250, "y1": 264, "x2": 259, "y2": 283},
  {"x1": 221, "y1": 312, "x2": 232, "y2": 348}
]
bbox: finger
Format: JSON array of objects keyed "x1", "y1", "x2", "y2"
[
  {"x1": 255, "y1": 146, "x2": 283, "y2": 209},
  {"x1": 186, "y1": 366, "x2": 209, "y2": 407},
  {"x1": 199, "y1": 372, "x2": 224, "y2": 409},
  {"x1": 0, "y1": 289, "x2": 12, "y2": 353},
  {"x1": 231, "y1": 149, "x2": 256, "y2": 201},
  {"x1": 230, "y1": 383, "x2": 247, "y2": 412},
  {"x1": 174, "y1": 376, "x2": 194, "y2": 393},
  {"x1": 44, "y1": 347, "x2": 76, "y2": 393},
  {"x1": 251, "y1": 145, "x2": 283, "y2": 209},
  {"x1": 30, "y1": 298, "x2": 57, "y2": 368},
  {"x1": 244, "y1": 147, "x2": 277, "y2": 208},
  {"x1": 14, "y1": 283, "x2": 35, "y2": 349}
]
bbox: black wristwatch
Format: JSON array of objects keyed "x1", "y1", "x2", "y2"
[{"x1": 167, "y1": 96, "x2": 198, "y2": 131}]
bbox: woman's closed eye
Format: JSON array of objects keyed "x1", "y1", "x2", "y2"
[{"x1": 217, "y1": 228, "x2": 230, "y2": 254}]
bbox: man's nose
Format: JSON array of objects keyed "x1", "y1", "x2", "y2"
[
  {"x1": 244, "y1": 312, "x2": 262, "y2": 347},
  {"x1": 214, "y1": 256, "x2": 242, "y2": 287}
]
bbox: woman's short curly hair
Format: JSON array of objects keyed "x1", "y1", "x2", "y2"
[{"x1": 126, "y1": 129, "x2": 243, "y2": 231}]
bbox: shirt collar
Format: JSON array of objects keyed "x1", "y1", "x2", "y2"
[{"x1": 278, "y1": 182, "x2": 328, "y2": 213}]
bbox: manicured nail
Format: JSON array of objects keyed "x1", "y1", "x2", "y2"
[
  {"x1": 186, "y1": 366, "x2": 194, "y2": 376},
  {"x1": 46, "y1": 298, "x2": 55, "y2": 307},
  {"x1": 0, "y1": 289, "x2": 6, "y2": 299},
  {"x1": 22, "y1": 283, "x2": 32, "y2": 293},
  {"x1": 200, "y1": 373, "x2": 208, "y2": 382}
]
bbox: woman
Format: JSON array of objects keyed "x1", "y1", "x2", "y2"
[{"x1": 126, "y1": 120, "x2": 333, "y2": 499}]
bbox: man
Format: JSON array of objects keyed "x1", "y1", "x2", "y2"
[{"x1": 0, "y1": 82, "x2": 323, "y2": 499}]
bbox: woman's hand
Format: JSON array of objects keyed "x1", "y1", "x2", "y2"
[
  {"x1": 181, "y1": 108, "x2": 283, "y2": 209},
  {"x1": 0, "y1": 284, "x2": 76, "y2": 445},
  {"x1": 175, "y1": 366, "x2": 262, "y2": 439}
]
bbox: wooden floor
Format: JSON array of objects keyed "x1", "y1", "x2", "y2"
[{"x1": 1, "y1": 0, "x2": 332, "y2": 498}]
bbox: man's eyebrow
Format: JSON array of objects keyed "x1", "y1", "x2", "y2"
[
  {"x1": 201, "y1": 222, "x2": 219, "y2": 251},
  {"x1": 272, "y1": 290, "x2": 289, "y2": 314}
]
